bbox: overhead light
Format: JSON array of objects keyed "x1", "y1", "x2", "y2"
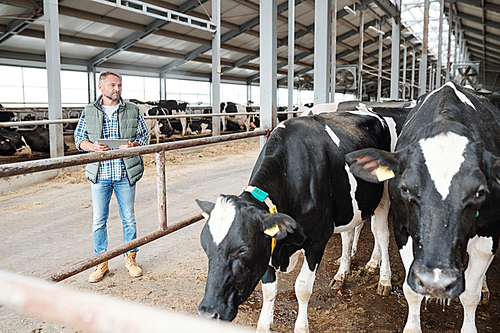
[
  {"x1": 344, "y1": 6, "x2": 357, "y2": 15},
  {"x1": 368, "y1": 26, "x2": 385, "y2": 35}
]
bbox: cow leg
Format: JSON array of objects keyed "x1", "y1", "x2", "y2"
[
  {"x1": 370, "y1": 184, "x2": 392, "y2": 295},
  {"x1": 330, "y1": 228, "x2": 354, "y2": 290},
  {"x1": 351, "y1": 223, "x2": 364, "y2": 257},
  {"x1": 180, "y1": 112, "x2": 187, "y2": 135},
  {"x1": 403, "y1": 281, "x2": 423, "y2": 333},
  {"x1": 294, "y1": 256, "x2": 317, "y2": 333},
  {"x1": 257, "y1": 266, "x2": 278, "y2": 332},
  {"x1": 400, "y1": 235, "x2": 423, "y2": 333},
  {"x1": 459, "y1": 236, "x2": 494, "y2": 333}
]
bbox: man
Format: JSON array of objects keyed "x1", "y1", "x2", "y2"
[{"x1": 74, "y1": 70, "x2": 149, "y2": 283}]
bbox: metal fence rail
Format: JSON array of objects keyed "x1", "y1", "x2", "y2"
[
  {"x1": 0, "y1": 270, "x2": 257, "y2": 333},
  {"x1": 0, "y1": 130, "x2": 269, "y2": 178}
]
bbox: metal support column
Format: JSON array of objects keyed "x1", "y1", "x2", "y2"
[
  {"x1": 377, "y1": 31, "x2": 383, "y2": 101},
  {"x1": 330, "y1": 0, "x2": 337, "y2": 103},
  {"x1": 287, "y1": 0, "x2": 295, "y2": 119},
  {"x1": 160, "y1": 72, "x2": 166, "y2": 100},
  {"x1": 436, "y1": 0, "x2": 444, "y2": 88},
  {"x1": 314, "y1": 0, "x2": 331, "y2": 104},
  {"x1": 87, "y1": 65, "x2": 96, "y2": 103},
  {"x1": 446, "y1": 2, "x2": 453, "y2": 82},
  {"x1": 419, "y1": 0, "x2": 429, "y2": 95},
  {"x1": 390, "y1": 0, "x2": 401, "y2": 100},
  {"x1": 411, "y1": 49, "x2": 416, "y2": 100},
  {"x1": 260, "y1": 0, "x2": 277, "y2": 147},
  {"x1": 358, "y1": 7, "x2": 365, "y2": 101},
  {"x1": 212, "y1": 0, "x2": 221, "y2": 136},
  {"x1": 402, "y1": 41, "x2": 408, "y2": 99},
  {"x1": 44, "y1": 0, "x2": 63, "y2": 158}
]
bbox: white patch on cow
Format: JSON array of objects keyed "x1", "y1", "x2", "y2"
[
  {"x1": 346, "y1": 103, "x2": 386, "y2": 128},
  {"x1": 208, "y1": 196, "x2": 236, "y2": 246},
  {"x1": 419, "y1": 132, "x2": 468, "y2": 200},
  {"x1": 400, "y1": 236, "x2": 414, "y2": 279},
  {"x1": 325, "y1": 124, "x2": 340, "y2": 146},
  {"x1": 442, "y1": 81, "x2": 476, "y2": 111},
  {"x1": 383, "y1": 116, "x2": 398, "y2": 151},
  {"x1": 433, "y1": 268, "x2": 442, "y2": 282},
  {"x1": 334, "y1": 165, "x2": 363, "y2": 233},
  {"x1": 276, "y1": 122, "x2": 286, "y2": 130},
  {"x1": 309, "y1": 102, "x2": 340, "y2": 114}
]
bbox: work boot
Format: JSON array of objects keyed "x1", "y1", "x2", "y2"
[
  {"x1": 88, "y1": 261, "x2": 108, "y2": 283},
  {"x1": 124, "y1": 252, "x2": 143, "y2": 277}
]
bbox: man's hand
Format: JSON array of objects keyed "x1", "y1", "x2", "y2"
[
  {"x1": 94, "y1": 142, "x2": 108, "y2": 152},
  {"x1": 119, "y1": 141, "x2": 140, "y2": 149}
]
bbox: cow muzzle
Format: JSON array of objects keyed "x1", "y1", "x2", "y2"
[
  {"x1": 198, "y1": 305, "x2": 220, "y2": 320},
  {"x1": 410, "y1": 265, "x2": 463, "y2": 299}
]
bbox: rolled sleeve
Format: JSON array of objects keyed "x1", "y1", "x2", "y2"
[
  {"x1": 135, "y1": 112, "x2": 150, "y2": 146},
  {"x1": 74, "y1": 113, "x2": 89, "y2": 152}
]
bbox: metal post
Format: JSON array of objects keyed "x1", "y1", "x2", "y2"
[
  {"x1": 314, "y1": 0, "x2": 331, "y2": 104},
  {"x1": 390, "y1": 0, "x2": 401, "y2": 100},
  {"x1": 156, "y1": 151, "x2": 167, "y2": 230},
  {"x1": 260, "y1": 0, "x2": 277, "y2": 147},
  {"x1": 44, "y1": 0, "x2": 64, "y2": 158},
  {"x1": 377, "y1": 31, "x2": 383, "y2": 101},
  {"x1": 411, "y1": 49, "x2": 416, "y2": 100},
  {"x1": 436, "y1": 0, "x2": 444, "y2": 88},
  {"x1": 330, "y1": 0, "x2": 337, "y2": 103},
  {"x1": 454, "y1": 21, "x2": 459, "y2": 65},
  {"x1": 87, "y1": 65, "x2": 96, "y2": 103},
  {"x1": 446, "y1": 2, "x2": 453, "y2": 82},
  {"x1": 402, "y1": 41, "x2": 408, "y2": 99},
  {"x1": 160, "y1": 72, "x2": 166, "y2": 100},
  {"x1": 287, "y1": 0, "x2": 295, "y2": 119},
  {"x1": 212, "y1": 0, "x2": 221, "y2": 136},
  {"x1": 419, "y1": 0, "x2": 429, "y2": 95},
  {"x1": 358, "y1": 7, "x2": 365, "y2": 101}
]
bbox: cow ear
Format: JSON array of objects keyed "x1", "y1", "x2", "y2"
[
  {"x1": 346, "y1": 148, "x2": 399, "y2": 184},
  {"x1": 196, "y1": 199, "x2": 215, "y2": 218},
  {"x1": 262, "y1": 213, "x2": 299, "y2": 241}
]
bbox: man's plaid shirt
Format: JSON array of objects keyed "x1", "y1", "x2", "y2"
[{"x1": 74, "y1": 102, "x2": 149, "y2": 181}]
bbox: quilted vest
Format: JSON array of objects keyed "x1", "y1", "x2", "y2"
[{"x1": 83, "y1": 97, "x2": 144, "y2": 186}]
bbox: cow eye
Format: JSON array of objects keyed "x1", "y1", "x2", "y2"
[
  {"x1": 234, "y1": 246, "x2": 248, "y2": 259},
  {"x1": 401, "y1": 184, "x2": 410, "y2": 196},
  {"x1": 476, "y1": 187, "x2": 486, "y2": 199}
]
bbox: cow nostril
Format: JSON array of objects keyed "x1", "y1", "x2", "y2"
[
  {"x1": 198, "y1": 307, "x2": 220, "y2": 320},
  {"x1": 414, "y1": 270, "x2": 457, "y2": 296}
]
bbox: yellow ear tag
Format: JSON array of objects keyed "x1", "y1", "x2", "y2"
[
  {"x1": 269, "y1": 205, "x2": 278, "y2": 214},
  {"x1": 264, "y1": 224, "x2": 280, "y2": 237},
  {"x1": 376, "y1": 163, "x2": 395, "y2": 182},
  {"x1": 202, "y1": 212, "x2": 210, "y2": 220}
]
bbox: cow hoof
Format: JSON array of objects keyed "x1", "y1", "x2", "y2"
[
  {"x1": 377, "y1": 283, "x2": 392, "y2": 296},
  {"x1": 329, "y1": 279, "x2": 344, "y2": 290},
  {"x1": 481, "y1": 289, "x2": 490, "y2": 305}
]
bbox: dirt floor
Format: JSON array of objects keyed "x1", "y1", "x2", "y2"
[{"x1": 1, "y1": 137, "x2": 500, "y2": 332}]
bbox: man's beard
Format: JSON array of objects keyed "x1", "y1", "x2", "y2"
[{"x1": 105, "y1": 93, "x2": 120, "y2": 101}]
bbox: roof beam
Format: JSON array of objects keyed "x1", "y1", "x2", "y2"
[
  {"x1": 454, "y1": 0, "x2": 500, "y2": 15},
  {"x1": 87, "y1": 0, "x2": 211, "y2": 67},
  {"x1": 456, "y1": 10, "x2": 500, "y2": 31},
  {"x1": 372, "y1": 0, "x2": 399, "y2": 17},
  {"x1": 0, "y1": 8, "x2": 42, "y2": 45}
]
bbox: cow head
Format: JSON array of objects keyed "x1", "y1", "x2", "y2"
[
  {"x1": 196, "y1": 195, "x2": 300, "y2": 321},
  {"x1": 346, "y1": 121, "x2": 500, "y2": 300}
]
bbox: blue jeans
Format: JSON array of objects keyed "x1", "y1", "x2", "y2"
[{"x1": 90, "y1": 177, "x2": 138, "y2": 255}]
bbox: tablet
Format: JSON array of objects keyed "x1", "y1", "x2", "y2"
[{"x1": 95, "y1": 139, "x2": 129, "y2": 149}]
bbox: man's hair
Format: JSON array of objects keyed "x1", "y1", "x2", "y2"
[{"x1": 99, "y1": 70, "x2": 122, "y2": 84}]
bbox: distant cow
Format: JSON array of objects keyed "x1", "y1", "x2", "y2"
[
  {"x1": 20, "y1": 127, "x2": 69, "y2": 153},
  {"x1": 0, "y1": 111, "x2": 15, "y2": 122},
  {"x1": 196, "y1": 110, "x2": 394, "y2": 332},
  {"x1": 347, "y1": 82, "x2": 500, "y2": 333},
  {"x1": 0, "y1": 128, "x2": 30, "y2": 156},
  {"x1": 220, "y1": 102, "x2": 254, "y2": 132}
]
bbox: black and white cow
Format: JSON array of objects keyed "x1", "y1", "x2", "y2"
[
  {"x1": 300, "y1": 101, "x2": 413, "y2": 288},
  {"x1": 220, "y1": 102, "x2": 255, "y2": 132},
  {"x1": 196, "y1": 110, "x2": 394, "y2": 332},
  {"x1": 346, "y1": 81, "x2": 500, "y2": 333}
]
